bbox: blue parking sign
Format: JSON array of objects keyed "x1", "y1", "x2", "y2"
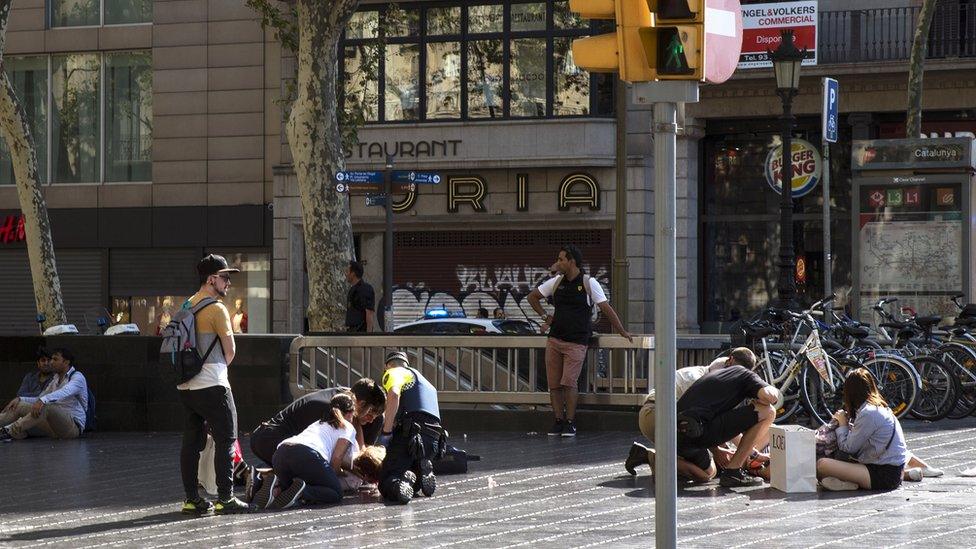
[{"x1": 822, "y1": 78, "x2": 839, "y2": 144}]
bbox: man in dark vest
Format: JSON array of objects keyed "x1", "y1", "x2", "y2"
[
  {"x1": 377, "y1": 351, "x2": 444, "y2": 504},
  {"x1": 527, "y1": 244, "x2": 631, "y2": 437}
]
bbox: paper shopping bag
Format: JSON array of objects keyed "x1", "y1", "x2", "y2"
[{"x1": 769, "y1": 424, "x2": 818, "y2": 493}]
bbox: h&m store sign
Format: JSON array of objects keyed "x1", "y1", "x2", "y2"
[
  {"x1": 387, "y1": 172, "x2": 602, "y2": 214},
  {"x1": 0, "y1": 214, "x2": 25, "y2": 244}
]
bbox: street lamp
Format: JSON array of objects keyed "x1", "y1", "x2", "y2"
[{"x1": 770, "y1": 29, "x2": 805, "y2": 309}]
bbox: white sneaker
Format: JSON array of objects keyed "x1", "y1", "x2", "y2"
[
  {"x1": 821, "y1": 477, "x2": 859, "y2": 491},
  {"x1": 961, "y1": 467, "x2": 976, "y2": 477},
  {"x1": 905, "y1": 467, "x2": 923, "y2": 482},
  {"x1": 921, "y1": 466, "x2": 944, "y2": 478}
]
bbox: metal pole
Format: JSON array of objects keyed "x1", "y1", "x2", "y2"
[
  {"x1": 821, "y1": 139, "x2": 832, "y2": 306},
  {"x1": 613, "y1": 77, "x2": 630, "y2": 328},
  {"x1": 777, "y1": 90, "x2": 797, "y2": 308},
  {"x1": 653, "y1": 100, "x2": 678, "y2": 549},
  {"x1": 384, "y1": 154, "x2": 394, "y2": 331}
]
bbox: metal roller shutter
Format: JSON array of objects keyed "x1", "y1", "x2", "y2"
[
  {"x1": 392, "y1": 229, "x2": 612, "y2": 328},
  {"x1": 58, "y1": 250, "x2": 106, "y2": 334},
  {"x1": 0, "y1": 249, "x2": 36, "y2": 335},
  {"x1": 110, "y1": 248, "x2": 200, "y2": 296}
]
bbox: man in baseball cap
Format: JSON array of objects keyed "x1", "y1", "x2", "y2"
[{"x1": 377, "y1": 350, "x2": 444, "y2": 504}]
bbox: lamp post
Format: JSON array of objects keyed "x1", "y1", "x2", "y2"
[{"x1": 770, "y1": 29, "x2": 805, "y2": 309}]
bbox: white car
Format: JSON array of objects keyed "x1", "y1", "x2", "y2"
[{"x1": 394, "y1": 317, "x2": 538, "y2": 335}]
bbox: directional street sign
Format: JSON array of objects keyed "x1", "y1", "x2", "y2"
[
  {"x1": 822, "y1": 77, "x2": 839, "y2": 144},
  {"x1": 334, "y1": 171, "x2": 382, "y2": 183},
  {"x1": 391, "y1": 171, "x2": 441, "y2": 184},
  {"x1": 365, "y1": 194, "x2": 387, "y2": 207}
]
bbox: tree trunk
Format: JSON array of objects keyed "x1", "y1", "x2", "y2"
[
  {"x1": 285, "y1": 0, "x2": 359, "y2": 332},
  {"x1": 0, "y1": 0, "x2": 66, "y2": 330},
  {"x1": 906, "y1": 0, "x2": 937, "y2": 138}
]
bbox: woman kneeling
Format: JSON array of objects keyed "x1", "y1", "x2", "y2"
[{"x1": 816, "y1": 368, "x2": 908, "y2": 491}]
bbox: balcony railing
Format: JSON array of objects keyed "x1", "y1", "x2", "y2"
[{"x1": 819, "y1": 3, "x2": 976, "y2": 64}]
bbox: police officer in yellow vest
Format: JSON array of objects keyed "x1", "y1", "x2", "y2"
[{"x1": 377, "y1": 351, "x2": 445, "y2": 504}]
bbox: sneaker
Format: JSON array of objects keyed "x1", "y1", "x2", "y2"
[
  {"x1": 244, "y1": 466, "x2": 260, "y2": 503},
  {"x1": 718, "y1": 468, "x2": 763, "y2": 488},
  {"x1": 905, "y1": 467, "x2": 923, "y2": 482},
  {"x1": 252, "y1": 473, "x2": 277, "y2": 510},
  {"x1": 547, "y1": 420, "x2": 564, "y2": 436},
  {"x1": 820, "y1": 476, "x2": 859, "y2": 491},
  {"x1": 961, "y1": 467, "x2": 976, "y2": 477},
  {"x1": 561, "y1": 421, "x2": 577, "y2": 437},
  {"x1": 268, "y1": 480, "x2": 306, "y2": 510},
  {"x1": 0, "y1": 427, "x2": 12, "y2": 442},
  {"x1": 181, "y1": 497, "x2": 215, "y2": 516},
  {"x1": 417, "y1": 459, "x2": 436, "y2": 497},
  {"x1": 921, "y1": 466, "x2": 945, "y2": 478},
  {"x1": 625, "y1": 442, "x2": 651, "y2": 476},
  {"x1": 215, "y1": 496, "x2": 251, "y2": 514}
]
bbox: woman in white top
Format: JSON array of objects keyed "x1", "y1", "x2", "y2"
[{"x1": 255, "y1": 393, "x2": 357, "y2": 509}]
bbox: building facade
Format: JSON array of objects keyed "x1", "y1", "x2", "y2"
[{"x1": 2, "y1": 0, "x2": 975, "y2": 336}]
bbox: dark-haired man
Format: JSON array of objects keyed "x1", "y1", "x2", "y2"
[
  {"x1": 16, "y1": 346, "x2": 53, "y2": 398},
  {"x1": 527, "y1": 244, "x2": 631, "y2": 437},
  {"x1": 345, "y1": 260, "x2": 376, "y2": 332},
  {"x1": 248, "y1": 378, "x2": 386, "y2": 466},
  {"x1": 0, "y1": 348, "x2": 87, "y2": 441},
  {"x1": 176, "y1": 254, "x2": 249, "y2": 516}
]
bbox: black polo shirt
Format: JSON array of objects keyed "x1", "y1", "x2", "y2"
[
  {"x1": 549, "y1": 273, "x2": 593, "y2": 345},
  {"x1": 345, "y1": 280, "x2": 375, "y2": 332}
]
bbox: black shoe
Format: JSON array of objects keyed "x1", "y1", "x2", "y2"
[
  {"x1": 244, "y1": 466, "x2": 260, "y2": 503},
  {"x1": 252, "y1": 473, "x2": 277, "y2": 510},
  {"x1": 417, "y1": 459, "x2": 436, "y2": 497},
  {"x1": 396, "y1": 471, "x2": 417, "y2": 504},
  {"x1": 547, "y1": 420, "x2": 564, "y2": 436},
  {"x1": 268, "y1": 480, "x2": 306, "y2": 510},
  {"x1": 561, "y1": 421, "x2": 577, "y2": 437},
  {"x1": 625, "y1": 442, "x2": 651, "y2": 475},
  {"x1": 0, "y1": 427, "x2": 12, "y2": 442},
  {"x1": 676, "y1": 413, "x2": 703, "y2": 439},
  {"x1": 719, "y1": 468, "x2": 763, "y2": 488},
  {"x1": 181, "y1": 497, "x2": 215, "y2": 516},
  {"x1": 215, "y1": 496, "x2": 251, "y2": 514}
]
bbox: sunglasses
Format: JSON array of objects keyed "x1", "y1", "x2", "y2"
[{"x1": 215, "y1": 274, "x2": 232, "y2": 283}]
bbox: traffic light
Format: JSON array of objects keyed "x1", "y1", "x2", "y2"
[
  {"x1": 569, "y1": 0, "x2": 656, "y2": 83},
  {"x1": 642, "y1": 0, "x2": 704, "y2": 80}
]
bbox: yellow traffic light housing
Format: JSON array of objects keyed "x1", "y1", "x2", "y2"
[
  {"x1": 645, "y1": 0, "x2": 705, "y2": 81},
  {"x1": 569, "y1": 0, "x2": 656, "y2": 83}
]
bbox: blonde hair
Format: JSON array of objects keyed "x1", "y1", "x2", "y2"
[{"x1": 352, "y1": 445, "x2": 386, "y2": 482}]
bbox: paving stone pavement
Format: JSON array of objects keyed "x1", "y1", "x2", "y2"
[{"x1": 2, "y1": 419, "x2": 976, "y2": 548}]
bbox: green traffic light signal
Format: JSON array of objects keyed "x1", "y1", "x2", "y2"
[{"x1": 656, "y1": 27, "x2": 694, "y2": 75}]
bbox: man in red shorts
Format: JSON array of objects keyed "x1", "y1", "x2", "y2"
[{"x1": 527, "y1": 244, "x2": 631, "y2": 437}]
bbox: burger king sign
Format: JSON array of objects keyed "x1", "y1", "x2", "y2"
[{"x1": 765, "y1": 139, "x2": 823, "y2": 198}]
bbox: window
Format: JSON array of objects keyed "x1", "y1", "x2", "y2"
[
  {"x1": 340, "y1": 1, "x2": 613, "y2": 122},
  {"x1": 0, "y1": 57, "x2": 48, "y2": 185},
  {"x1": 52, "y1": 54, "x2": 100, "y2": 184},
  {"x1": 51, "y1": 0, "x2": 151, "y2": 27},
  {"x1": 0, "y1": 51, "x2": 152, "y2": 185},
  {"x1": 105, "y1": 51, "x2": 152, "y2": 182}
]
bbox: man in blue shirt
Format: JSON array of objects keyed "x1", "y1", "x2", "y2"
[
  {"x1": 0, "y1": 348, "x2": 88, "y2": 441},
  {"x1": 15, "y1": 346, "x2": 53, "y2": 398}
]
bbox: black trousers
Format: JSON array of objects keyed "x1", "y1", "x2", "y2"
[
  {"x1": 179, "y1": 385, "x2": 238, "y2": 500},
  {"x1": 379, "y1": 416, "x2": 442, "y2": 501},
  {"x1": 250, "y1": 423, "x2": 290, "y2": 466},
  {"x1": 272, "y1": 444, "x2": 343, "y2": 504}
]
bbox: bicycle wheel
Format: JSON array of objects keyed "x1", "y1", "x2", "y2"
[
  {"x1": 937, "y1": 343, "x2": 976, "y2": 419},
  {"x1": 757, "y1": 352, "x2": 802, "y2": 423},
  {"x1": 860, "y1": 354, "x2": 918, "y2": 419},
  {"x1": 908, "y1": 355, "x2": 960, "y2": 421},
  {"x1": 801, "y1": 355, "x2": 846, "y2": 426}
]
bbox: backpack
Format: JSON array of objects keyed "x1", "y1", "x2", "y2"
[
  {"x1": 66, "y1": 369, "x2": 97, "y2": 433},
  {"x1": 159, "y1": 297, "x2": 221, "y2": 385}
]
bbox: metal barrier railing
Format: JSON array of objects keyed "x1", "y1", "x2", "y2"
[{"x1": 288, "y1": 334, "x2": 729, "y2": 407}]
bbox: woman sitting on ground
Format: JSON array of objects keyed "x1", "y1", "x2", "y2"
[
  {"x1": 253, "y1": 393, "x2": 384, "y2": 509},
  {"x1": 816, "y1": 368, "x2": 910, "y2": 491}
]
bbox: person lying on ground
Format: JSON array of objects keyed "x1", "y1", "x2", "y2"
[
  {"x1": 625, "y1": 347, "x2": 761, "y2": 483},
  {"x1": 0, "y1": 348, "x2": 88, "y2": 442},
  {"x1": 816, "y1": 368, "x2": 910, "y2": 491},
  {"x1": 252, "y1": 393, "x2": 381, "y2": 510}
]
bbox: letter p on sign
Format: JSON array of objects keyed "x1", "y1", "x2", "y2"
[{"x1": 822, "y1": 78, "x2": 839, "y2": 144}]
